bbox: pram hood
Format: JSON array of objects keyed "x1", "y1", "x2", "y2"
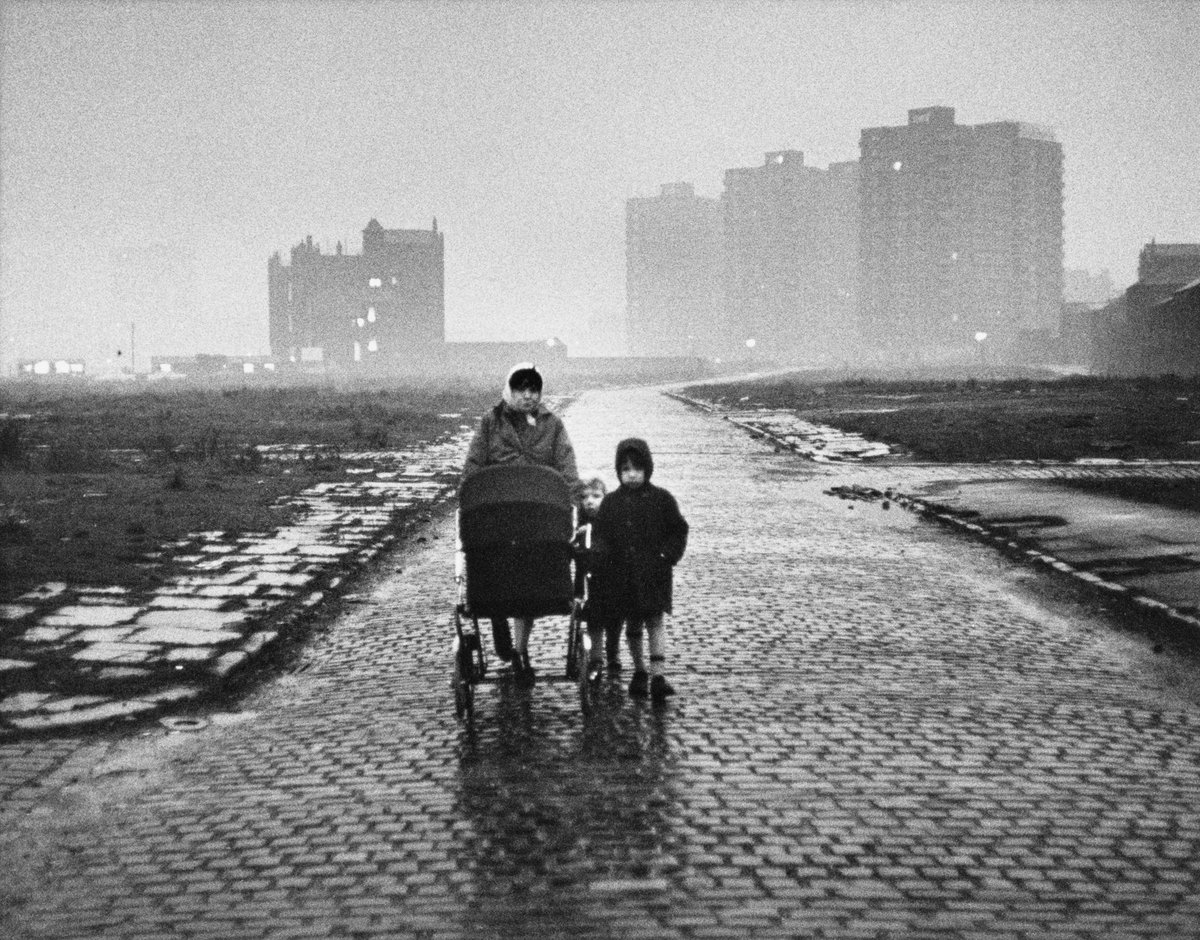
[{"x1": 458, "y1": 463, "x2": 573, "y2": 551}]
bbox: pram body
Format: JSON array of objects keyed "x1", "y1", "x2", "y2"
[{"x1": 452, "y1": 463, "x2": 596, "y2": 718}]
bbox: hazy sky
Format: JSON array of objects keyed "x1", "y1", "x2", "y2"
[{"x1": 2, "y1": 0, "x2": 1197, "y2": 368}]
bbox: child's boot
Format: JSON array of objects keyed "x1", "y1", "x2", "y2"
[
  {"x1": 649, "y1": 653, "x2": 674, "y2": 702},
  {"x1": 605, "y1": 620, "x2": 622, "y2": 673}
]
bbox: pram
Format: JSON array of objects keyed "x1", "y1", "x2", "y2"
[{"x1": 453, "y1": 463, "x2": 598, "y2": 719}]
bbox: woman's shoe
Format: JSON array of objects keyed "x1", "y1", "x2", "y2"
[
  {"x1": 650, "y1": 675, "x2": 675, "y2": 702},
  {"x1": 628, "y1": 670, "x2": 649, "y2": 698},
  {"x1": 515, "y1": 652, "x2": 536, "y2": 686}
]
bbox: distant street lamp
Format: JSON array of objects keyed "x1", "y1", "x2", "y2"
[{"x1": 975, "y1": 331, "x2": 988, "y2": 367}]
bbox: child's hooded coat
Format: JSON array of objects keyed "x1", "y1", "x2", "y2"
[{"x1": 591, "y1": 438, "x2": 688, "y2": 617}]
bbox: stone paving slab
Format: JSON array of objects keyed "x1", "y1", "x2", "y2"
[{"x1": 0, "y1": 444, "x2": 471, "y2": 738}]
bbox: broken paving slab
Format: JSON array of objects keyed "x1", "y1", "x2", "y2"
[
  {"x1": 0, "y1": 692, "x2": 52, "y2": 714},
  {"x1": 135, "y1": 608, "x2": 250, "y2": 631},
  {"x1": 196, "y1": 584, "x2": 264, "y2": 599},
  {"x1": 75, "y1": 626, "x2": 138, "y2": 643},
  {"x1": 39, "y1": 604, "x2": 143, "y2": 627},
  {"x1": 72, "y1": 642, "x2": 159, "y2": 664},
  {"x1": 22, "y1": 625, "x2": 77, "y2": 643},
  {"x1": 247, "y1": 572, "x2": 316, "y2": 588},
  {"x1": 16, "y1": 582, "x2": 69, "y2": 602},
  {"x1": 148, "y1": 595, "x2": 229, "y2": 610},
  {"x1": 128, "y1": 626, "x2": 242, "y2": 646},
  {"x1": 166, "y1": 646, "x2": 219, "y2": 663},
  {"x1": 297, "y1": 545, "x2": 353, "y2": 558},
  {"x1": 42, "y1": 694, "x2": 111, "y2": 713},
  {"x1": 174, "y1": 572, "x2": 249, "y2": 587}
]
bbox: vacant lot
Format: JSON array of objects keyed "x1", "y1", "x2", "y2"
[
  {"x1": 683, "y1": 371, "x2": 1200, "y2": 511},
  {"x1": 0, "y1": 379, "x2": 497, "y2": 601}
]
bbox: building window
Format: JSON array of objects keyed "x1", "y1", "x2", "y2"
[
  {"x1": 390, "y1": 276, "x2": 398, "y2": 285},
  {"x1": 368, "y1": 277, "x2": 382, "y2": 288},
  {"x1": 367, "y1": 307, "x2": 376, "y2": 323},
  {"x1": 354, "y1": 341, "x2": 362, "y2": 362},
  {"x1": 367, "y1": 339, "x2": 379, "y2": 353},
  {"x1": 356, "y1": 317, "x2": 365, "y2": 328}
]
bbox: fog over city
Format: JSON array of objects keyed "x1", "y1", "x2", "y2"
[{"x1": 1, "y1": 0, "x2": 1197, "y2": 371}]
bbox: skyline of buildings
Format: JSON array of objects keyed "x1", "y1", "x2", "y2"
[
  {"x1": 625, "y1": 105, "x2": 1066, "y2": 366},
  {"x1": 858, "y1": 106, "x2": 1064, "y2": 361},
  {"x1": 12, "y1": 103, "x2": 1194, "y2": 378}
]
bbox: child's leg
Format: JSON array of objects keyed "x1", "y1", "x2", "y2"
[
  {"x1": 512, "y1": 617, "x2": 536, "y2": 683},
  {"x1": 646, "y1": 614, "x2": 675, "y2": 700},
  {"x1": 626, "y1": 618, "x2": 649, "y2": 697},
  {"x1": 491, "y1": 617, "x2": 513, "y2": 662},
  {"x1": 605, "y1": 618, "x2": 622, "y2": 668},
  {"x1": 586, "y1": 619, "x2": 604, "y2": 668},
  {"x1": 511, "y1": 616, "x2": 532, "y2": 653},
  {"x1": 625, "y1": 619, "x2": 646, "y2": 672},
  {"x1": 646, "y1": 614, "x2": 666, "y2": 675}
]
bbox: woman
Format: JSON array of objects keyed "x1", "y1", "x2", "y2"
[{"x1": 462, "y1": 362, "x2": 578, "y2": 683}]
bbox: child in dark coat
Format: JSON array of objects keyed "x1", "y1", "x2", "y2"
[
  {"x1": 571, "y1": 476, "x2": 623, "y2": 679},
  {"x1": 591, "y1": 438, "x2": 689, "y2": 702}
]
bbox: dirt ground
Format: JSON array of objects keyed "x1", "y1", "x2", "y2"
[{"x1": 0, "y1": 379, "x2": 496, "y2": 602}]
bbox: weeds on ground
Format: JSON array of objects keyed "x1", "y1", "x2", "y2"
[{"x1": 0, "y1": 378, "x2": 496, "y2": 600}]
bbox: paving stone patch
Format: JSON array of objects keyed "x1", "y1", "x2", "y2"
[
  {"x1": 128, "y1": 626, "x2": 243, "y2": 646},
  {"x1": 0, "y1": 422, "x2": 484, "y2": 737}
]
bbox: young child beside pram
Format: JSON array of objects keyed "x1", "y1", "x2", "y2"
[
  {"x1": 589, "y1": 438, "x2": 689, "y2": 703},
  {"x1": 572, "y1": 476, "x2": 622, "y2": 680}
]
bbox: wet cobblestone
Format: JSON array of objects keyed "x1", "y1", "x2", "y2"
[{"x1": 2, "y1": 387, "x2": 1200, "y2": 937}]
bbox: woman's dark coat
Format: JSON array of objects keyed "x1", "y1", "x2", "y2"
[{"x1": 591, "y1": 438, "x2": 688, "y2": 617}]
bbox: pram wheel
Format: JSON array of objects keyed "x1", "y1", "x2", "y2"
[
  {"x1": 452, "y1": 612, "x2": 483, "y2": 721},
  {"x1": 565, "y1": 607, "x2": 580, "y2": 680},
  {"x1": 572, "y1": 603, "x2": 600, "y2": 716}
]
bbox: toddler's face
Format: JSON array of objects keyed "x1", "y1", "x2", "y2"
[
  {"x1": 581, "y1": 488, "x2": 605, "y2": 515},
  {"x1": 619, "y1": 460, "x2": 646, "y2": 489}
]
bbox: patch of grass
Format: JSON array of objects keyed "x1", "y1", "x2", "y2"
[
  {"x1": 0, "y1": 378, "x2": 497, "y2": 601},
  {"x1": 686, "y1": 372, "x2": 1200, "y2": 463}
]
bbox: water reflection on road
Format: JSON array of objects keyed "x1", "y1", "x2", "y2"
[{"x1": 455, "y1": 679, "x2": 676, "y2": 935}]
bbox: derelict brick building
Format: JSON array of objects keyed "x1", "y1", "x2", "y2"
[
  {"x1": 858, "y1": 106, "x2": 1063, "y2": 362},
  {"x1": 268, "y1": 218, "x2": 444, "y2": 371}
]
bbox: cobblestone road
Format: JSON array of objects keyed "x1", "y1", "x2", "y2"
[{"x1": 3, "y1": 387, "x2": 1200, "y2": 939}]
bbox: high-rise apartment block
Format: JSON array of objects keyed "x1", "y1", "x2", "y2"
[
  {"x1": 722, "y1": 151, "x2": 859, "y2": 360},
  {"x1": 268, "y1": 218, "x2": 444, "y2": 370},
  {"x1": 625, "y1": 183, "x2": 725, "y2": 357},
  {"x1": 858, "y1": 107, "x2": 1063, "y2": 359}
]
